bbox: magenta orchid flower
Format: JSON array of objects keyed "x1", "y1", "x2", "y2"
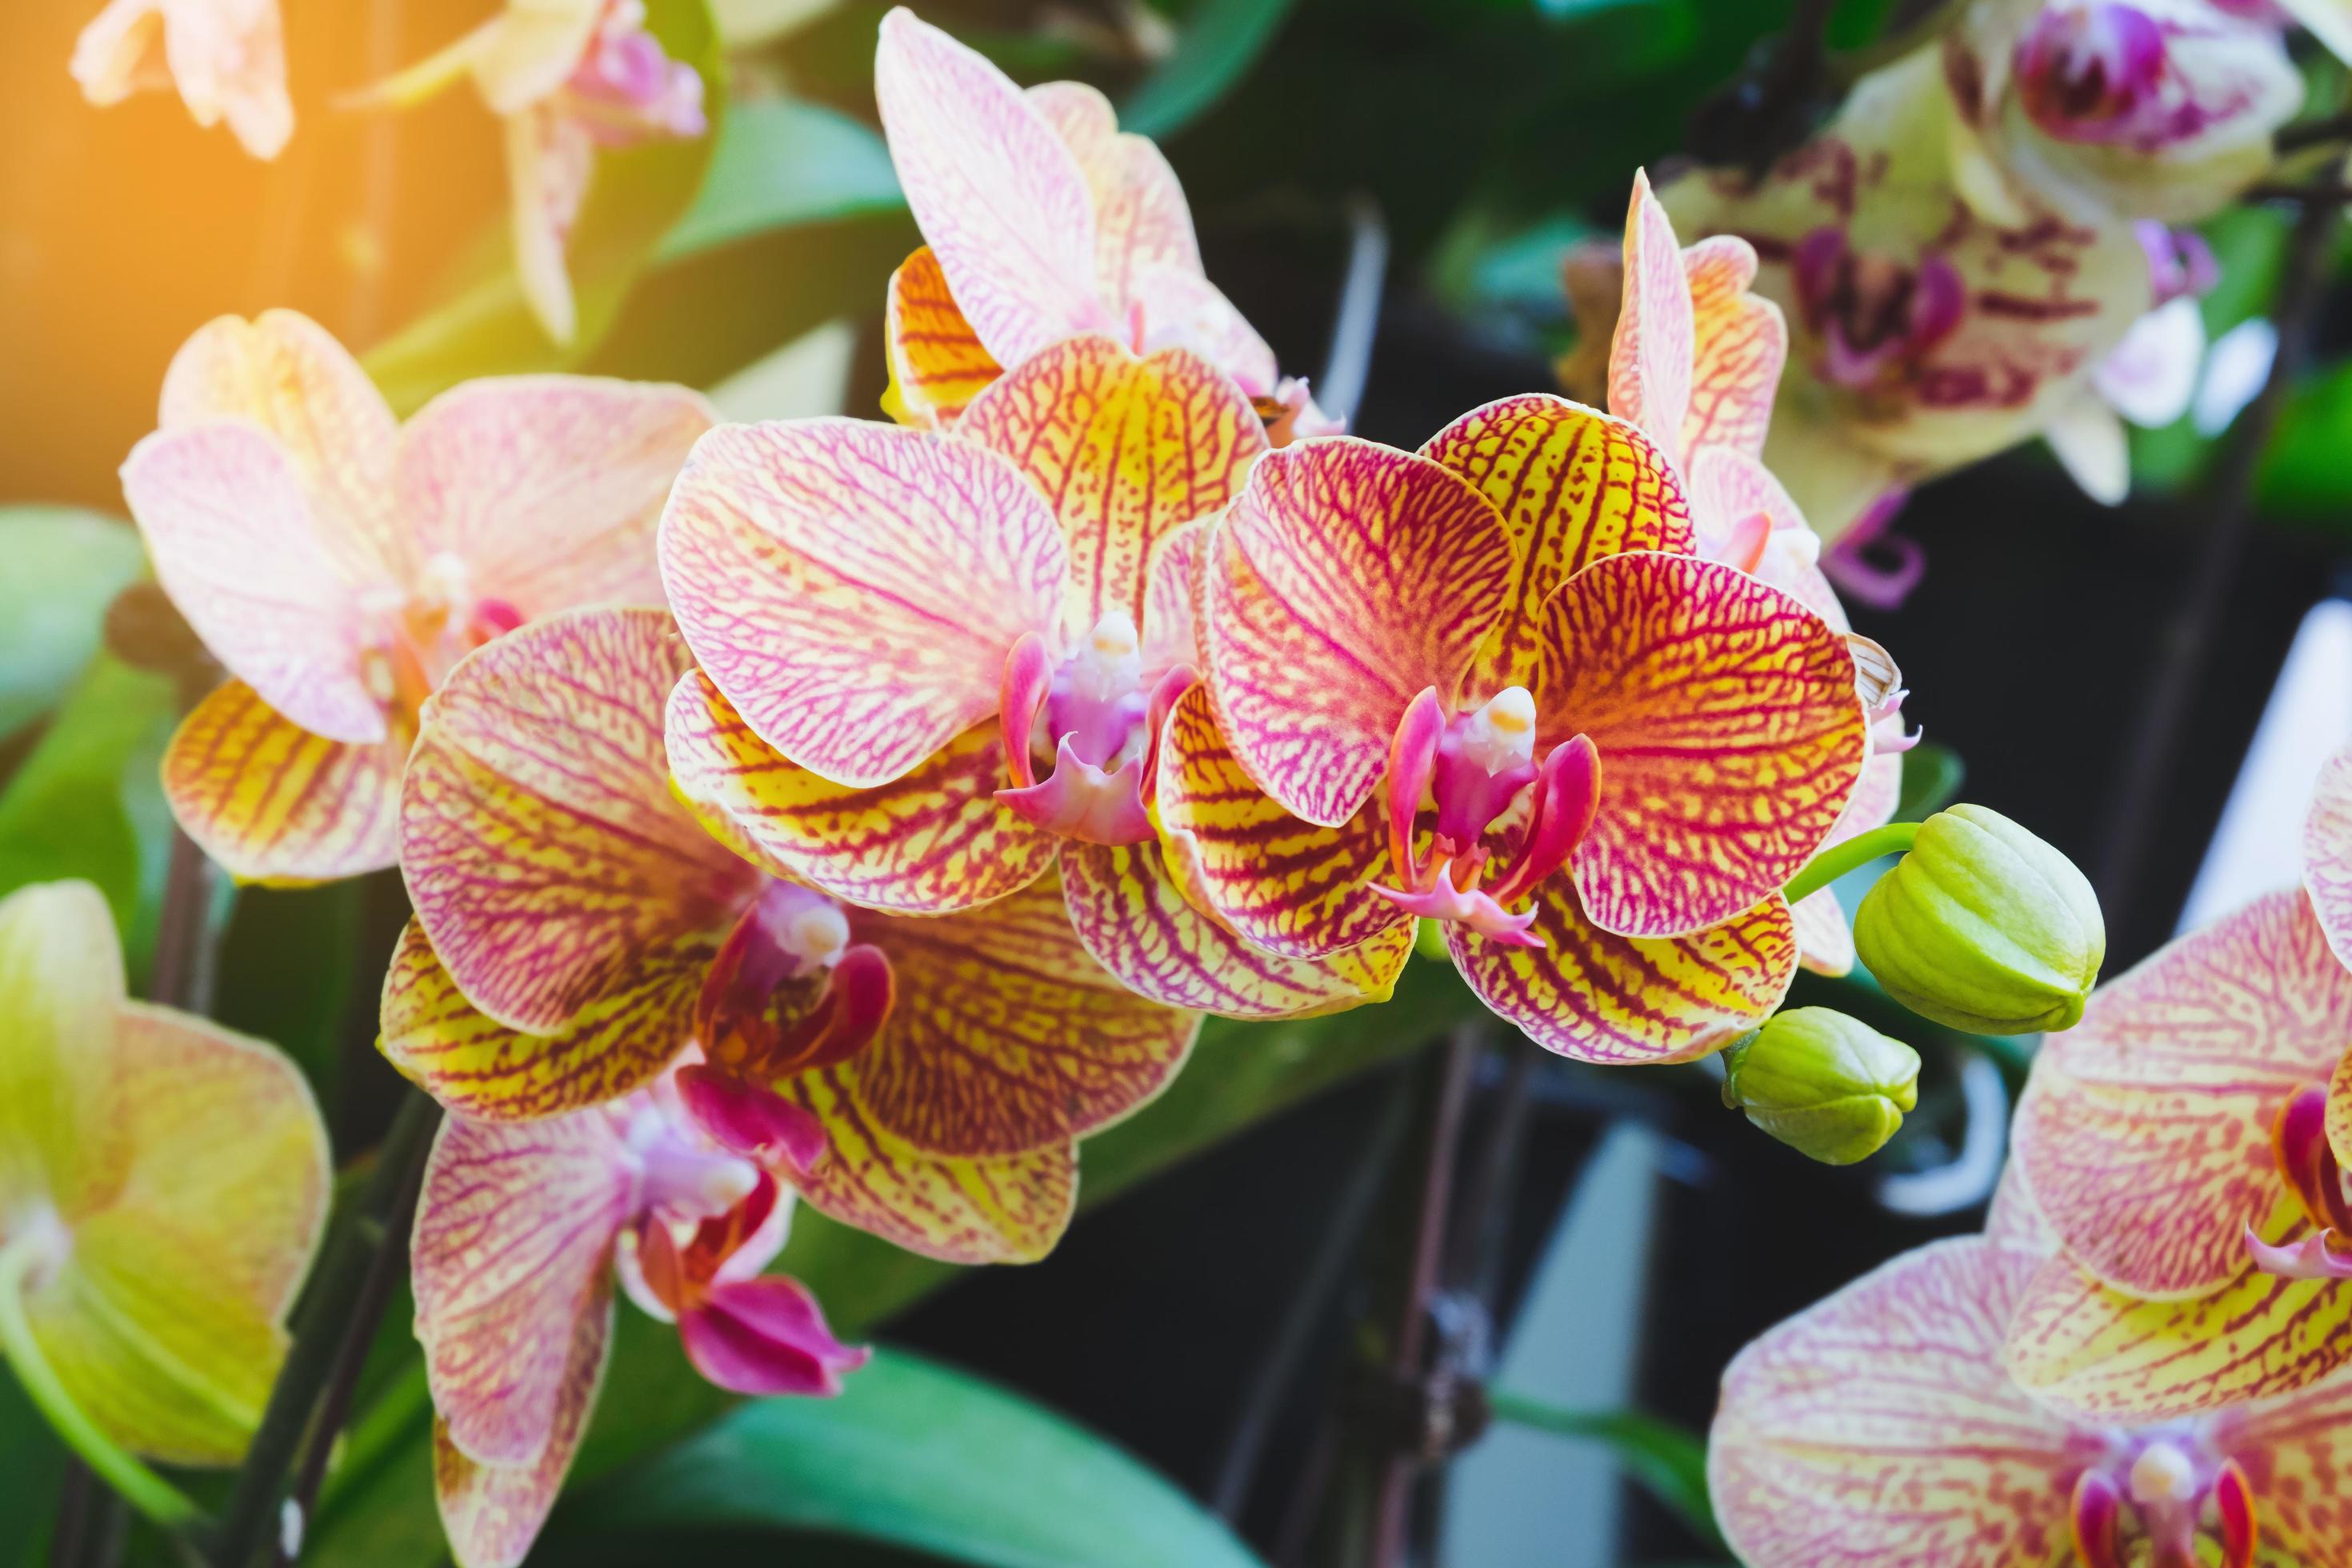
[
  {"x1": 415, "y1": 1070, "x2": 863, "y2": 1568},
  {"x1": 1710, "y1": 1232, "x2": 2352, "y2": 1568},
  {"x1": 872, "y1": 8, "x2": 1334, "y2": 440},
  {"x1": 2008, "y1": 888, "x2": 2352, "y2": 1424},
  {"x1": 660, "y1": 336, "x2": 1417, "y2": 1022},
  {"x1": 73, "y1": 0, "x2": 292, "y2": 159},
  {"x1": 116, "y1": 310, "x2": 712, "y2": 884},
  {"x1": 384, "y1": 606, "x2": 1201, "y2": 1264},
  {"x1": 355, "y1": 0, "x2": 706, "y2": 344}
]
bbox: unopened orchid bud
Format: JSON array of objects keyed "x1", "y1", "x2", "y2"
[
  {"x1": 1854, "y1": 805, "x2": 2105, "y2": 1034},
  {"x1": 1722, "y1": 1009, "x2": 1922, "y2": 1166}
]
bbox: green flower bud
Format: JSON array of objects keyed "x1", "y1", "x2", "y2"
[
  {"x1": 1722, "y1": 1009, "x2": 1921, "y2": 1166},
  {"x1": 1854, "y1": 805, "x2": 2104, "y2": 1036}
]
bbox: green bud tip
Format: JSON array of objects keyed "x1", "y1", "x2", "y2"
[{"x1": 1722, "y1": 1008, "x2": 1922, "y2": 1167}]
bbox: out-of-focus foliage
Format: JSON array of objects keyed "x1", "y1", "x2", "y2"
[{"x1": 0, "y1": 508, "x2": 146, "y2": 745}]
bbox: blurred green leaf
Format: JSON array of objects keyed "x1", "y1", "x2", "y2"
[
  {"x1": 547, "y1": 1349, "x2": 1264, "y2": 1567},
  {"x1": 1892, "y1": 742, "x2": 1964, "y2": 822},
  {"x1": 0, "y1": 506, "x2": 146, "y2": 745},
  {"x1": 0, "y1": 1370, "x2": 66, "y2": 1568},
  {"x1": 301, "y1": 961, "x2": 1485, "y2": 1566},
  {"x1": 0, "y1": 655, "x2": 178, "y2": 979},
  {"x1": 212, "y1": 882, "x2": 363, "y2": 1108},
  {"x1": 1125, "y1": 0, "x2": 1302, "y2": 138},
  {"x1": 657, "y1": 94, "x2": 903, "y2": 262},
  {"x1": 1486, "y1": 1393, "x2": 1721, "y2": 1549},
  {"x1": 362, "y1": 0, "x2": 727, "y2": 413}
]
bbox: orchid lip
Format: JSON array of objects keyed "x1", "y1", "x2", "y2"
[
  {"x1": 2272, "y1": 1082, "x2": 2352, "y2": 1235},
  {"x1": 2070, "y1": 1427, "x2": 2262, "y2": 1568},
  {"x1": 994, "y1": 614, "x2": 1175, "y2": 846},
  {"x1": 694, "y1": 882, "x2": 895, "y2": 1110}
]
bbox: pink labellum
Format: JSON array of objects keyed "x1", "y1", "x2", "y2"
[
  {"x1": 1792, "y1": 228, "x2": 1967, "y2": 393},
  {"x1": 674, "y1": 1066, "x2": 830, "y2": 1176},
  {"x1": 997, "y1": 736, "x2": 1156, "y2": 846},
  {"x1": 2214, "y1": 1459, "x2": 2258, "y2": 1568},
  {"x1": 1135, "y1": 664, "x2": 1197, "y2": 803},
  {"x1": 698, "y1": 886, "x2": 897, "y2": 1084},
  {"x1": 1819, "y1": 488, "x2": 1926, "y2": 610},
  {"x1": 2273, "y1": 1082, "x2": 2352, "y2": 1234},
  {"x1": 677, "y1": 1274, "x2": 869, "y2": 1398},
  {"x1": 2071, "y1": 1470, "x2": 2126, "y2": 1568},
  {"x1": 998, "y1": 631, "x2": 1055, "y2": 790},
  {"x1": 2244, "y1": 1224, "x2": 2352, "y2": 1280},
  {"x1": 1484, "y1": 734, "x2": 1602, "y2": 910},
  {"x1": 1383, "y1": 687, "x2": 1449, "y2": 891},
  {"x1": 995, "y1": 612, "x2": 1165, "y2": 845},
  {"x1": 1370, "y1": 864, "x2": 1542, "y2": 948}
]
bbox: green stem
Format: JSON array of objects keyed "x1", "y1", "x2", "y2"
[
  {"x1": 0, "y1": 1236, "x2": 206, "y2": 1533},
  {"x1": 1782, "y1": 822, "x2": 1918, "y2": 905}
]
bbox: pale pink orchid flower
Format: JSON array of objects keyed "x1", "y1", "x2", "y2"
[{"x1": 72, "y1": 0, "x2": 293, "y2": 159}]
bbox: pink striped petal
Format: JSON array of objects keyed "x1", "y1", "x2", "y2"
[
  {"x1": 396, "y1": 376, "x2": 714, "y2": 618},
  {"x1": 120, "y1": 422, "x2": 390, "y2": 745},
  {"x1": 659, "y1": 418, "x2": 1069, "y2": 788},
  {"x1": 1710, "y1": 1238, "x2": 2076, "y2": 1568},
  {"x1": 412, "y1": 1109, "x2": 633, "y2": 1468},
  {"x1": 1202, "y1": 438, "x2": 1514, "y2": 827},
  {"x1": 1126, "y1": 265, "x2": 1280, "y2": 398},
  {"x1": 677, "y1": 1275, "x2": 866, "y2": 1397},
  {"x1": 1608, "y1": 169, "x2": 1695, "y2": 469},
  {"x1": 1985, "y1": 1162, "x2": 2063, "y2": 1258},
  {"x1": 1544, "y1": 552, "x2": 1866, "y2": 938},
  {"x1": 873, "y1": 9, "x2": 1113, "y2": 369},
  {"x1": 1141, "y1": 520, "x2": 1205, "y2": 674},
  {"x1": 1026, "y1": 81, "x2": 1203, "y2": 314},
  {"x1": 958, "y1": 336, "x2": 1267, "y2": 634},
  {"x1": 433, "y1": 1293, "x2": 611, "y2": 1568},
  {"x1": 2014, "y1": 889, "x2": 2352, "y2": 1299},
  {"x1": 162, "y1": 680, "x2": 404, "y2": 885},
  {"x1": 1680, "y1": 234, "x2": 1787, "y2": 462},
  {"x1": 2300, "y1": 738, "x2": 2352, "y2": 973},
  {"x1": 400, "y1": 607, "x2": 755, "y2": 1036}
]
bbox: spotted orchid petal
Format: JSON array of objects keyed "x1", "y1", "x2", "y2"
[
  {"x1": 1542, "y1": 552, "x2": 1866, "y2": 939},
  {"x1": 677, "y1": 1274, "x2": 867, "y2": 1397},
  {"x1": 433, "y1": 1294, "x2": 610, "y2": 1568},
  {"x1": 1608, "y1": 170, "x2": 1696, "y2": 470},
  {"x1": 660, "y1": 418, "x2": 1070, "y2": 789},
  {"x1": 1679, "y1": 234, "x2": 1788, "y2": 462},
  {"x1": 770, "y1": 1066, "x2": 1078, "y2": 1264},
  {"x1": 1793, "y1": 750, "x2": 1904, "y2": 978},
  {"x1": 2005, "y1": 1253, "x2": 2352, "y2": 1422},
  {"x1": 882, "y1": 247, "x2": 1002, "y2": 428},
  {"x1": 1025, "y1": 82, "x2": 1202, "y2": 315},
  {"x1": 2013, "y1": 889, "x2": 2352, "y2": 1300},
  {"x1": 873, "y1": 8, "x2": 1112, "y2": 370},
  {"x1": 2298, "y1": 738, "x2": 2352, "y2": 973},
  {"x1": 665, "y1": 672, "x2": 1057, "y2": 916},
  {"x1": 1449, "y1": 886, "x2": 1797, "y2": 1064},
  {"x1": 840, "y1": 878, "x2": 1198, "y2": 1159},
  {"x1": 411, "y1": 1109, "x2": 634, "y2": 1469},
  {"x1": 1153, "y1": 683, "x2": 1404, "y2": 960},
  {"x1": 2231, "y1": 1373, "x2": 2352, "y2": 1561},
  {"x1": 2334, "y1": 1048, "x2": 2352, "y2": 1174},
  {"x1": 1141, "y1": 520, "x2": 1205, "y2": 674},
  {"x1": 396, "y1": 376, "x2": 714, "y2": 618},
  {"x1": 1986, "y1": 1161, "x2": 2063, "y2": 1258},
  {"x1": 1710, "y1": 1238, "x2": 2078, "y2": 1568},
  {"x1": 162, "y1": 679, "x2": 405, "y2": 886},
  {"x1": 1062, "y1": 840, "x2": 1413, "y2": 1020},
  {"x1": 400, "y1": 608, "x2": 753, "y2": 1042},
  {"x1": 958, "y1": 336, "x2": 1268, "y2": 633},
  {"x1": 1418, "y1": 396, "x2": 1695, "y2": 691},
  {"x1": 1202, "y1": 438, "x2": 1514, "y2": 827},
  {"x1": 73, "y1": 0, "x2": 294, "y2": 160}
]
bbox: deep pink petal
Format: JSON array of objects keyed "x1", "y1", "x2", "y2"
[{"x1": 677, "y1": 1274, "x2": 868, "y2": 1397}]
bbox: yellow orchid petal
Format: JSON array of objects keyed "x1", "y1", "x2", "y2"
[
  {"x1": 0, "y1": 882, "x2": 121, "y2": 1214},
  {"x1": 162, "y1": 680, "x2": 404, "y2": 886},
  {"x1": 883, "y1": 246, "x2": 1004, "y2": 428}
]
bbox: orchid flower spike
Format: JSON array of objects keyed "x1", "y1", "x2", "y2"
[
  {"x1": 349, "y1": 0, "x2": 707, "y2": 343},
  {"x1": 414, "y1": 1070, "x2": 864, "y2": 1568},
  {"x1": 73, "y1": 0, "x2": 293, "y2": 159},
  {"x1": 117, "y1": 310, "x2": 712, "y2": 885},
  {"x1": 383, "y1": 606, "x2": 1202, "y2": 1265},
  {"x1": 871, "y1": 8, "x2": 1335, "y2": 442},
  {"x1": 0, "y1": 882, "x2": 328, "y2": 1474}
]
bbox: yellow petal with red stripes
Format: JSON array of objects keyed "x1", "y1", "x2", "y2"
[
  {"x1": 163, "y1": 679, "x2": 404, "y2": 886},
  {"x1": 1154, "y1": 682, "x2": 1403, "y2": 960},
  {"x1": 846, "y1": 878, "x2": 1200, "y2": 1159},
  {"x1": 2332, "y1": 1046, "x2": 2352, "y2": 1171},
  {"x1": 883, "y1": 246, "x2": 1003, "y2": 427},
  {"x1": 774, "y1": 1064, "x2": 1077, "y2": 1265},
  {"x1": 2004, "y1": 1253, "x2": 2352, "y2": 1423},
  {"x1": 958, "y1": 334, "x2": 1268, "y2": 633},
  {"x1": 1448, "y1": 884, "x2": 1796, "y2": 1064},
  {"x1": 1061, "y1": 839, "x2": 1410, "y2": 1020},
  {"x1": 665, "y1": 670, "x2": 1057, "y2": 916},
  {"x1": 379, "y1": 918, "x2": 708, "y2": 1122}
]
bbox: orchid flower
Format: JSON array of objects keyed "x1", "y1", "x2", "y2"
[
  {"x1": 383, "y1": 606, "x2": 1200, "y2": 1264},
  {"x1": 1165, "y1": 397, "x2": 1870, "y2": 1063},
  {"x1": 1711, "y1": 1232, "x2": 2351, "y2": 1568},
  {"x1": 2049, "y1": 222, "x2": 2218, "y2": 503},
  {"x1": 1655, "y1": 42, "x2": 2152, "y2": 542},
  {"x1": 354, "y1": 0, "x2": 706, "y2": 344},
  {"x1": 118, "y1": 309, "x2": 712, "y2": 885},
  {"x1": 2007, "y1": 888, "x2": 2352, "y2": 1423},
  {"x1": 661, "y1": 336, "x2": 1417, "y2": 1022},
  {"x1": 416, "y1": 1071, "x2": 864, "y2": 1568},
  {"x1": 872, "y1": 9, "x2": 1334, "y2": 442},
  {"x1": 72, "y1": 0, "x2": 292, "y2": 159},
  {"x1": 1607, "y1": 170, "x2": 1917, "y2": 977},
  {"x1": 0, "y1": 881, "x2": 328, "y2": 1470}
]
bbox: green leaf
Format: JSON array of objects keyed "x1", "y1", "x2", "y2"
[
  {"x1": 211, "y1": 881, "x2": 363, "y2": 1108},
  {"x1": 1123, "y1": 0, "x2": 1302, "y2": 139},
  {"x1": 1892, "y1": 742, "x2": 1964, "y2": 823},
  {"x1": 1486, "y1": 1393, "x2": 1721, "y2": 1550},
  {"x1": 655, "y1": 95, "x2": 903, "y2": 263},
  {"x1": 361, "y1": 0, "x2": 727, "y2": 414},
  {"x1": 548, "y1": 1349, "x2": 1264, "y2": 1567},
  {"x1": 0, "y1": 507, "x2": 147, "y2": 745},
  {"x1": 0, "y1": 656, "x2": 178, "y2": 979},
  {"x1": 300, "y1": 962, "x2": 1486, "y2": 1566},
  {"x1": 0, "y1": 1369, "x2": 66, "y2": 1568}
]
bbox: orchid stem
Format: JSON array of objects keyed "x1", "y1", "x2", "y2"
[
  {"x1": 1782, "y1": 822, "x2": 1919, "y2": 904},
  {"x1": 0, "y1": 1237, "x2": 206, "y2": 1534}
]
